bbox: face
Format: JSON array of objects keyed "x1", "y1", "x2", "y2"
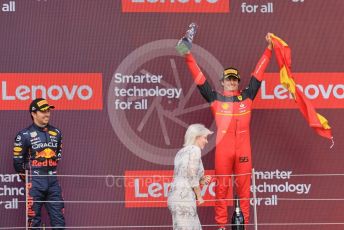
[
  {"x1": 221, "y1": 77, "x2": 239, "y2": 91},
  {"x1": 32, "y1": 109, "x2": 51, "y2": 126},
  {"x1": 195, "y1": 135, "x2": 208, "y2": 150}
]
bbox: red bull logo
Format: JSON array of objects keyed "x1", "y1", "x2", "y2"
[
  {"x1": 32, "y1": 159, "x2": 58, "y2": 167},
  {"x1": 26, "y1": 183, "x2": 35, "y2": 218},
  {"x1": 35, "y1": 148, "x2": 56, "y2": 159}
]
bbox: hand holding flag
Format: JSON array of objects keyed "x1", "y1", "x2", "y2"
[{"x1": 270, "y1": 34, "x2": 334, "y2": 148}]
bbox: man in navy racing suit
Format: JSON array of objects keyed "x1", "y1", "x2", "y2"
[{"x1": 13, "y1": 98, "x2": 65, "y2": 229}]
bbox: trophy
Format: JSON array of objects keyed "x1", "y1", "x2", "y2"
[{"x1": 176, "y1": 23, "x2": 197, "y2": 55}]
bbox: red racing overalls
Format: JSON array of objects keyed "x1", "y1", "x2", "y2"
[{"x1": 185, "y1": 48, "x2": 271, "y2": 227}]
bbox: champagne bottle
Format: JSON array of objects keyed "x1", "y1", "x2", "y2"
[
  {"x1": 176, "y1": 23, "x2": 197, "y2": 55},
  {"x1": 231, "y1": 195, "x2": 245, "y2": 230}
]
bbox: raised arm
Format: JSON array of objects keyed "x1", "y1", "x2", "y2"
[
  {"x1": 185, "y1": 52, "x2": 217, "y2": 103},
  {"x1": 252, "y1": 33, "x2": 272, "y2": 81},
  {"x1": 244, "y1": 33, "x2": 273, "y2": 100}
]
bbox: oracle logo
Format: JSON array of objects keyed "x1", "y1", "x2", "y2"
[
  {"x1": 254, "y1": 73, "x2": 344, "y2": 109},
  {"x1": 0, "y1": 73, "x2": 102, "y2": 110},
  {"x1": 121, "y1": 0, "x2": 230, "y2": 13}
]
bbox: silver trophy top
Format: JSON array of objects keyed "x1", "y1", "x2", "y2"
[
  {"x1": 176, "y1": 23, "x2": 198, "y2": 55},
  {"x1": 185, "y1": 23, "x2": 197, "y2": 43}
]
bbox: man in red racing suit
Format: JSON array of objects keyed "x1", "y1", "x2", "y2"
[{"x1": 183, "y1": 34, "x2": 273, "y2": 229}]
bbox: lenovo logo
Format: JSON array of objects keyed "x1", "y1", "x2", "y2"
[
  {"x1": 124, "y1": 170, "x2": 233, "y2": 207},
  {"x1": 2, "y1": 82, "x2": 93, "y2": 101},
  {"x1": 254, "y1": 73, "x2": 344, "y2": 109},
  {"x1": 0, "y1": 73, "x2": 102, "y2": 110},
  {"x1": 122, "y1": 0, "x2": 230, "y2": 13}
]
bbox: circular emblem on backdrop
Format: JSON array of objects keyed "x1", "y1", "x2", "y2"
[{"x1": 108, "y1": 39, "x2": 224, "y2": 165}]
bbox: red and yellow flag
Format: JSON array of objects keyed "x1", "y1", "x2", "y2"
[{"x1": 271, "y1": 34, "x2": 334, "y2": 145}]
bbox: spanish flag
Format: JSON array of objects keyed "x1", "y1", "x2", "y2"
[{"x1": 271, "y1": 34, "x2": 334, "y2": 147}]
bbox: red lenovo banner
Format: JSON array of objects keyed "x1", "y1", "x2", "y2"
[
  {"x1": 125, "y1": 170, "x2": 233, "y2": 207},
  {"x1": 121, "y1": 0, "x2": 230, "y2": 13},
  {"x1": 254, "y1": 73, "x2": 344, "y2": 109},
  {"x1": 0, "y1": 73, "x2": 102, "y2": 110}
]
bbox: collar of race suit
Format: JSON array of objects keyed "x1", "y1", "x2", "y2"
[{"x1": 223, "y1": 90, "x2": 240, "y2": 97}]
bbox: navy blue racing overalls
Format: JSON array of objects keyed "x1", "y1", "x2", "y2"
[{"x1": 13, "y1": 123, "x2": 65, "y2": 229}]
